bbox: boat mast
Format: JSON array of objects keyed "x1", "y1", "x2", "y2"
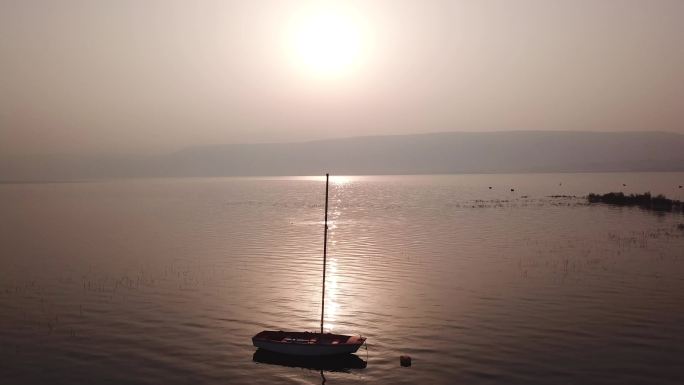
[{"x1": 320, "y1": 173, "x2": 329, "y2": 336}]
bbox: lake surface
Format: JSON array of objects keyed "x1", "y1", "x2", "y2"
[{"x1": 1, "y1": 173, "x2": 684, "y2": 385}]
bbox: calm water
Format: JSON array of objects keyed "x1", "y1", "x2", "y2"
[{"x1": 1, "y1": 173, "x2": 684, "y2": 384}]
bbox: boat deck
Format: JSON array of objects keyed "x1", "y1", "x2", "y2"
[{"x1": 254, "y1": 330, "x2": 363, "y2": 345}]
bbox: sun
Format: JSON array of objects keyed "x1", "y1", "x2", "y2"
[{"x1": 286, "y1": 7, "x2": 365, "y2": 78}]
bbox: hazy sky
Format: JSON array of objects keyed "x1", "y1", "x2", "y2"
[{"x1": 1, "y1": 0, "x2": 683, "y2": 156}]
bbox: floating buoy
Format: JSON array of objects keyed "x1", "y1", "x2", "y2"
[
  {"x1": 510, "y1": 188, "x2": 515, "y2": 192},
  {"x1": 400, "y1": 355, "x2": 412, "y2": 367},
  {"x1": 488, "y1": 187, "x2": 492, "y2": 189}
]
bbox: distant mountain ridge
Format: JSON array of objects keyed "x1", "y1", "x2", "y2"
[{"x1": 2, "y1": 131, "x2": 684, "y2": 180}]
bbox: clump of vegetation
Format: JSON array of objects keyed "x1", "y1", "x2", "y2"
[{"x1": 587, "y1": 192, "x2": 683, "y2": 213}]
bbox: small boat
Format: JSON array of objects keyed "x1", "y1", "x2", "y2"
[
  {"x1": 252, "y1": 174, "x2": 366, "y2": 356},
  {"x1": 252, "y1": 331, "x2": 366, "y2": 356}
]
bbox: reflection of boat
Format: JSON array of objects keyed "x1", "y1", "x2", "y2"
[
  {"x1": 253, "y1": 349, "x2": 367, "y2": 372},
  {"x1": 252, "y1": 174, "x2": 366, "y2": 356}
]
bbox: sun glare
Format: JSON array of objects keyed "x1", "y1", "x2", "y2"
[{"x1": 287, "y1": 7, "x2": 364, "y2": 78}]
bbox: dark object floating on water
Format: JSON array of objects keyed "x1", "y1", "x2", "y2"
[
  {"x1": 252, "y1": 174, "x2": 366, "y2": 356},
  {"x1": 679, "y1": 185, "x2": 682, "y2": 189},
  {"x1": 510, "y1": 188, "x2": 515, "y2": 192},
  {"x1": 622, "y1": 184, "x2": 627, "y2": 187},
  {"x1": 488, "y1": 186, "x2": 492, "y2": 189},
  {"x1": 253, "y1": 349, "x2": 367, "y2": 372},
  {"x1": 400, "y1": 355, "x2": 412, "y2": 367},
  {"x1": 587, "y1": 192, "x2": 683, "y2": 213}
]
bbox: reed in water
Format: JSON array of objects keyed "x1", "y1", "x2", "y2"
[{"x1": 587, "y1": 192, "x2": 683, "y2": 213}]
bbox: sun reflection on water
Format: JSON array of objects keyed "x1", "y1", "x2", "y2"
[
  {"x1": 323, "y1": 180, "x2": 344, "y2": 333},
  {"x1": 324, "y1": 258, "x2": 339, "y2": 332},
  {"x1": 293, "y1": 175, "x2": 354, "y2": 185},
  {"x1": 331, "y1": 176, "x2": 352, "y2": 185}
]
